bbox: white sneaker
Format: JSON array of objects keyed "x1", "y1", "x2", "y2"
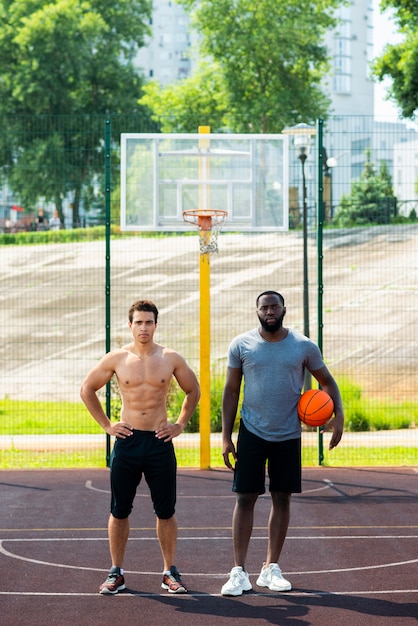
[
  {"x1": 256, "y1": 563, "x2": 291, "y2": 591},
  {"x1": 221, "y1": 566, "x2": 252, "y2": 596}
]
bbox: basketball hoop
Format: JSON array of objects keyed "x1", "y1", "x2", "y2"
[{"x1": 183, "y1": 209, "x2": 228, "y2": 255}]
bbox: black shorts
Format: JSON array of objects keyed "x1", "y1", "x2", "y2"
[
  {"x1": 110, "y1": 429, "x2": 177, "y2": 519},
  {"x1": 233, "y1": 421, "x2": 302, "y2": 495}
]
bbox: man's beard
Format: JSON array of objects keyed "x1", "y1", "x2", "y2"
[{"x1": 258, "y1": 312, "x2": 285, "y2": 334}]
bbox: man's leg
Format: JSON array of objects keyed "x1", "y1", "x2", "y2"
[
  {"x1": 232, "y1": 492, "x2": 258, "y2": 569},
  {"x1": 156, "y1": 514, "x2": 177, "y2": 571},
  {"x1": 158, "y1": 515, "x2": 188, "y2": 593},
  {"x1": 220, "y1": 492, "x2": 258, "y2": 596},
  {"x1": 108, "y1": 513, "x2": 130, "y2": 567},
  {"x1": 99, "y1": 514, "x2": 129, "y2": 594},
  {"x1": 265, "y1": 491, "x2": 291, "y2": 564},
  {"x1": 255, "y1": 491, "x2": 292, "y2": 591}
]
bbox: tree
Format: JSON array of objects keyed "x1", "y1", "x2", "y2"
[
  {"x1": 0, "y1": 0, "x2": 152, "y2": 225},
  {"x1": 334, "y1": 150, "x2": 396, "y2": 226},
  {"x1": 141, "y1": 0, "x2": 340, "y2": 133},
  {"x1": 140, "y1": 61, "x2": 229, "y2": 133},
  {"x1": 372, "y1": 0, "x2": 418, "y2": 118}
]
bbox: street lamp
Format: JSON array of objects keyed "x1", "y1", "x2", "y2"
[{"x1": 282, "y1": 123, "x2": 317, "y2": 390}]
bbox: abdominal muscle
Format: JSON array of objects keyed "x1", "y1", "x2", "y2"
[{"x1": 118, "y1": 379, "x2": 171, "y2": 431}]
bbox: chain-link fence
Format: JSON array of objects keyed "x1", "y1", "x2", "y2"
[{"x1": 0, "y1": 114, "x2": 417, "y2": 468}]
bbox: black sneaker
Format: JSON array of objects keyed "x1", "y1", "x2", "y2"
[
  {"x1": 99, "y1": 568, "x2": 126, "y2": 595},
  {"x1": 161, "y1": 565, "x2": 187, "y2": 593}
]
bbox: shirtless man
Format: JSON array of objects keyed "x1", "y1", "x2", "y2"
[{"x1": 80, "y1": 299, "x2": 200, "y2": 595}]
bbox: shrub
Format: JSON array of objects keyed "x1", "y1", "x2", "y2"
[
  {"x1": 347, "y1": 411, "x2": 370, "y2": 432},
  {"x1": 374, "y1": 419, "x2": 391, "y2": 431}
]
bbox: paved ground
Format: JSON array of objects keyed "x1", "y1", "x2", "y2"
[
  {"x1": 0, "y1": 224, "x2": 417, "y2": 404},
  {"x1": 1, "y1": 467, "x2": 417, "y2": 625}
]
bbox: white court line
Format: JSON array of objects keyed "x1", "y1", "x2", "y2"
[
  {"x1": 85, "y1": 480, "x2": 333, "y2": 496},
  {"x1": 1, "y1": 539, "x2": 417, "y2": 577},
  {"x1": 85, "y1": 479, "x2": 233, "y2": 498}
]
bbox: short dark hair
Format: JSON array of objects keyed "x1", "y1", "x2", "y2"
[
  {"x1": 128, "y1": 300, "x2": 159, "y2": 323},
  {"x1": 256, "y1": 291, "x2": 285, "y2": 307}
]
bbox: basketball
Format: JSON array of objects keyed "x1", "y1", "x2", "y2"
[{"x1": 297, "y1": 389, "x2": 334, "y2": 427}]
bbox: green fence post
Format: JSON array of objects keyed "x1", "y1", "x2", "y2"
[
  {"x1": 105, "y1": 118, "x2": 112, "y2": 467},
  {"x1": 317, "y1": 119, "x2": 324, "y2": 466}
]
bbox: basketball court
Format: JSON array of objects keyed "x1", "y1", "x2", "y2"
[
  {"x1": 1, "y1": 131, "x2": 417, "y2": 626},
  {"x1": 1, "y1": 467, "x2": 417, "y2": 625}
]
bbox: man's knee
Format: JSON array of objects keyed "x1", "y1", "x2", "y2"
[
  {"x1": 236, "y1": 492, "x2": 258, "y2": 509},
  {"x1": 271, "y1": 491, "x2": 291, "y2": 509},
  {"x1": 111, "y1": 503, "x2": 133, "y2": 518},
  {"x1": 109, "y1": 511, "x2": 130, "y2": 522}
]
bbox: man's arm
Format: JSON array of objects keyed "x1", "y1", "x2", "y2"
[
  {"x1": 222, "y1": 367, "x2": 242, "y2": 469},
  {"x1": 155, "y1": 354, "x2": 200, "y2": 442},
  {"x1": 80, "y1": 353, "x2": 133, "y2": 439},
  {"x1": 311, "y1": 365, "x2": 344, "y2": 450}
]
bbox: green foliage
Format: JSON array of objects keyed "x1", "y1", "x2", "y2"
[
  {"x1": 0, "y1": 445, "x2": 415, "y2": 469},
  {"x1": 0, "y1": 225, "x2": 189, "y2": 245},
  {"x1": 372, "y1": 0, "x2": 418, "y2": 118},
  {"x1": 0, "y1": 398, "x2": 102, "y2": 434},
  {"x1": 139, "y1": 62, "x2": 229, "y2": 133},
  {"x1": 320, "y1": 446, "x2": 418, "y2": 467},
  {"x1": 0, "y1": 0, "x2": 152, "y2": 116},
  {"x1": 167, "y1": 371, "x2": 237, "y2": 433},
  {"x1": 338, "y1": 376, "x2": 418, "y2": 432},
  {"x1": 1, "y1": 375, "x2": 416, "y2": 436},
  {"x1": 167, "y1": 373, "x2": 224, "y2": 433},
  {"x1": 143, "y1": 0, "x2": 340, "y2": 133},
  {"x1": 0, "y1": 0, "x2": 153, "y2": 221},
  {"x1": 337, "y1": 379, "x2": 371, "y2": 431},
  {"x1": 0, "y1": 449, "x2": 107, "y2": 469},
  {"x1": 1, "y1": 383, "x2": 417, "y2": 467},
  {"x1": 0, "y1": 225, "x2": 112, "y2": 245},
  {"x1": 338, "y1": 378, "x2": 363, "y2": 402},
  {"x1": 347, "y1": 411, "x2": 371, "y2": 432},
  {"x1": 333, "y1": 151, "x2": 396, "y2": 227}
]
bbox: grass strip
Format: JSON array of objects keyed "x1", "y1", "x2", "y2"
[{"x1": 0, "y1": 446, "x2": 415, "y2": 469}]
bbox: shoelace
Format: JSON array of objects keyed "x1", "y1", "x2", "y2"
[{"x1": 167, "y1": 573, "x2": 181, "y2": 584}]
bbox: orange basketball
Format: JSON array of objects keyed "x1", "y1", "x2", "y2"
[{"x1": 297, "y1": 389, "x2": 334, "y2": 427}]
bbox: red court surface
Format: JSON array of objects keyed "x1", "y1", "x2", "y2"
[{"x1": 0, "y1": 467, "x2": 417, "y2": 625}]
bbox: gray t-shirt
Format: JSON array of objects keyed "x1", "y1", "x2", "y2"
[{"x1": 227, "y1": 327, "x2": 325, "y2": 442}]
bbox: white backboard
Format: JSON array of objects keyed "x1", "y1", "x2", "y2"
[{"x1": 120, "y1": 133, "x2": 289, "y2": 231}]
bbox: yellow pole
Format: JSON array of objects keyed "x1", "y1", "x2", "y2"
[{"x1": 198, "y1": 125, "x2": 211, "y2": 469}]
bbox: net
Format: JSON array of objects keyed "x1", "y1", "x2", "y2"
[{"x1": 183, "y1": 209, "x2": 228, "y2": 255}]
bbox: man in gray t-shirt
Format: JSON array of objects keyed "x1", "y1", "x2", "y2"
[
  {"x1": 221, "y1": 290, "x2": 344, "y2": 597},
  {"x1": 228, "y1": 326, "x2": 324, "y2": 442}
]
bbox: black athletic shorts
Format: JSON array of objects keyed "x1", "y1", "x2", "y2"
[
  {"x1": 233, "y1": 421, "x2": 302, "y2": 495},
  {"x1": 109, "y1": 429, "x2": 177, "y2": 519}
]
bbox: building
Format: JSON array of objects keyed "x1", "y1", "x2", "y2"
[
  {"x1": 135, "y1": 1, "x2": 193, "y2": 84},
  {"x1": 134, "y1": 0, "x2": 417, "y2": 216},
  {"x1": 135, "y1": 0, "x2": 375, "y2": 114}
]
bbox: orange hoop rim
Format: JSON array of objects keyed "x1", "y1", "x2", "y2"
[{"x1": 183, "y1": 209, "x2": 227, "y2": 222}]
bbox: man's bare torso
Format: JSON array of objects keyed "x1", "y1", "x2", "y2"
[{"x1": 114, "y1": 343, "x2": 177, "y2": 431}]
